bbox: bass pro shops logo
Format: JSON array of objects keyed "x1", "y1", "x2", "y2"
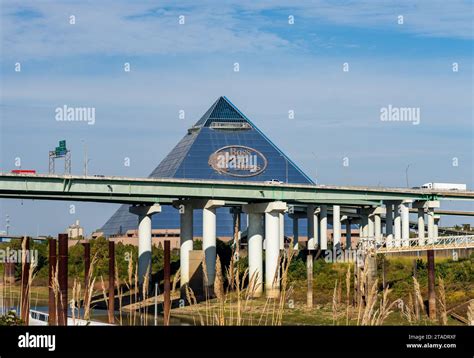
[{"x1": 208, "y1": 145, "x2": 267, "y2": 177}]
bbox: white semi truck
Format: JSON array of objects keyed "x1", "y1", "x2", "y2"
[{"x1": 421, "y1": 182, "x2": 467, "y2": 191}]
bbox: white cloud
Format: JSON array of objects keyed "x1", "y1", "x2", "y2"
[
  {"x1": 1, "y1": 1, "x2": 291, "y2": 60},
  {"x1": 1, "y1": 0, "x2": 471, "y2": 61},
  {"x1": 239, "y1": 0, "x2": 473, "y2": 39}
]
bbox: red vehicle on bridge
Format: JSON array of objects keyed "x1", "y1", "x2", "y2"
[{"x1": 10, "y1": 170, "x2": 36, "y2": 174}]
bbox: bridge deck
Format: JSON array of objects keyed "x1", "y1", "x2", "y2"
[{"x1": 0, "y1": 173, "x2": 472, "y2": 205}]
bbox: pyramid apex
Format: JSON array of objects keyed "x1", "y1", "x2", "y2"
[{"x1": 193, "y1": 96, "x2": 250, "y2": 128}]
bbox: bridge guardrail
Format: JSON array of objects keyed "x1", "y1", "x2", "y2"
[{"x1": 358, "y1": 235, "x2": 474, "y2": 253}]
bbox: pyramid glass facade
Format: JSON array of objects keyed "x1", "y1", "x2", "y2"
[{"x1": 101, "y1": 97, "x2": 314, "y2": 237}]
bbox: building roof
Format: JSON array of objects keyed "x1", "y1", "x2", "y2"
[{"x1": 194, "y1": 96, "x2": 249, "y2": 127}]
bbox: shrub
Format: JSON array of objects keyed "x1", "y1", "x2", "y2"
[{"x1": 0, "y1": 311, "x2": 23, "y2": 326}]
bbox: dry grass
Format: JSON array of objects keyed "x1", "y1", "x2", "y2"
[
  {"x1": 467, "y1": 300, "x2": 473, "y2": 326},
  {"x1": 18, "y1": 247, "x2": 38, "y2": 324},
  {"x1": 133, "y1": 263, "x2": 138, "y2": 325},
  {"x1": 183, "y1": 247, "x2": 295, "y2": 326},
  {"x1": 115, "y1": 259, "x2": 123, "y2": 326},
  {"x1": 437, "y1": 276, "x2": 447, "y2": 325},
  {"x1": 356, "y1": 255, "x2": 369, "y2": 325},
  {"x1": 141, "y1": 265, "x2": 150, "y2": 325},
  {"x1": 324, "y1": 256, "x2": 420, "y2": 326},
  {"x1": 124, "y1": 252, "x2": 134, "y2": 325},
  {"x1": 99, "y1": 276, "x2": 108, "y2": 313},
  {"x1": 70, "y1": 279, "x2": 81, "y2": 325},
  {"x1": 345, "y1": 265, "x2": 351, "y2": 325},
  {"x1": 83, "y1": 255, "x2": 97, "y2": 321},
  {"x1": 332, "y1": 279, "x2": 339, "y2": 325},
  {"x1": 413, "y1": 276, "x2": 427, "y2": 321},
  {"x1": 178, "y1": 250, "x2": 422, "y2": 327},
  {"x1": 50, "y1": 265, "x2": 60, "y2": 325}
]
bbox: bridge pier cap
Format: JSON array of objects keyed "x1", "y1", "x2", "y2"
[
  {"x1": 242, "y1": 201, "x2": 287, "y2": 214},
  {"x1": 368, "y1": 206, "x2": 386, "y2": 216},
  {"x1": 129, "y1": 203, "x2": 162, "y2": 217},
  {"x1": 173, "y1": 199, "x2": 225, "y2": 210},
  {"x1": 412, "y1": 200, "x2": 441, "y2": 209}
]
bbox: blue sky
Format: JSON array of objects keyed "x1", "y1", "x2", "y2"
[{"x1": 0, "y1": 0, "x2": 473, "y2": 236}]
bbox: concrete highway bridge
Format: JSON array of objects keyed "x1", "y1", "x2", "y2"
[{"x1": 0, "y1": 173, "x2": 473, "y2": 298}]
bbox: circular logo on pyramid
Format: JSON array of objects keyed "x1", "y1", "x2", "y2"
[{"x1": 209, "y1": 145, "x2": 267, "y2": 177}]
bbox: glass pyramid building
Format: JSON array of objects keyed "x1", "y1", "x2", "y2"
[{"x1": 100, "y1": 96, "x2": 314, "y2": 238}]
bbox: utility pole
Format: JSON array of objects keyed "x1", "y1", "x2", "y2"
[
  {"x1": 81, "y1": 139, "x2": 89, "y2": 176},
  {"x1": 108, "y1": 241, "x2": 115, "y2": 324},
  {"x1": 427, "y1": 250, "x2": 436, "y2": 320},
  {"x1": 5, "y1": 215, "x2": 10, "y2": 235},
  {"x1": 58, "y1": 234, "x2": 68, "y2": 326},
  {"x1": 311, "y1": 151, "x2": 318, "y2": 183},
  {"x1": 48, "y1": 238, "x2": 57, "y2": 325},
  {"x1": 405, "y1": 164, "x2": 411, "y2": 188},
  {"x1": 163, "y1": 240, "x2": 171, "y2": 326},
  {"x1": 154, "y1": 283, "x2": 158, "y2": 326}
]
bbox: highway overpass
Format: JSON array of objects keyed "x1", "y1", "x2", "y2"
[{"x1": 1, "y1": 173, "x2": 473, "y2": 298}]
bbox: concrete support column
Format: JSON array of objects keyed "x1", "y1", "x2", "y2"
[
  {"x1": 129, "y1": 204, "x2": 162, "y2": 285},
  {"x1": 345, "y1": 219, "x2": 352, "y2": 250},
  {"x1": 202, "y1": 200, "x2": 225, "y2": 287},
  {"x1": 279, "y1": 212, "x2": 285, "y2": 250},
  {"x1": 417, "y1": 208, "x2": 425, "y2": 246},
  {"x1": 374, "y1": 214, "x2": 382, "y2": 244},
  {"x1": 413, "y1": 200, "x2": 439, "y2": 246},
  {"x1": 314, "y1": 209, "x2": 319, "y2": 249},
  {"x1": 434, "y1": 215, "x2": 440, "y2": 239},
  {"x1": 243, "y1": 201, "x2": 286, "y2": 299},
  {"x1": 248, "y1": 213, "x2": 264, "y2": 297},
  {"x1": 333, "y1": 205, "x2": 341, "y2": 250},
  {"x1": 427, "y1": 209, "x2": 435, "y2": 245},
  {"x1": 319, "y1": 205, "x2": 328, "y2": 250},
  {"x1": 366, "y1": 253, "x2": 378, "y2": 292},
  {"x1": 179, "y1": 203, "x2": 193, "y2": 290},
  {"x1": 292, "y1": 217, "x2": 299, "y2": 251},
  {"x1": 231, "y1": 207, "x2": 242, "y2": 258},
  {"x1": 385, "y1": 202, "x2": 393, "y2": 247},
  {"x1": 359, "y1": 211, "x2": 369, "y2": 249},
  {"x1": 265, "y1": 210, "x2": 281, "y2": 298},
  {"x1": 368, "y1": 214, "x2": 374, "y2": 240},
  {"x1": 364, "y1": 206, "x2": 385, "y2": 247},
  {"x1": 307, "y1": 205, "x2": 318, "y2": 250},
  {"x1": 138, "y1": 215, "x2": 152, "y2": 282},
  {"x1": 393, "y1": 202, "x2": 401, "y2": 247},
  {"x1": 362, "y1": 215, "x2": 369, "y2": 238},
  {"x1": 203, "y1": 206, "x2": 216, "y2": 287},
  {"x1": 401, "y1": 201, "x2": 411, "y2": 247}
]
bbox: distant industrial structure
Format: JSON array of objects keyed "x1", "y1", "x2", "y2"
[{"x1": 66, "y1": 220, "x2": 84, "y2": 239}]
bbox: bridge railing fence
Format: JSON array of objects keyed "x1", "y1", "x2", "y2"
[{"x1": 357, "y1": 235, "x2": 474, "y2": 253}]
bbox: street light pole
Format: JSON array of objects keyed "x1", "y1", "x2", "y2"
[
  {"x1": 405, "y1": 164, "x2": 411, "y2": 188},
  {"x1": 311, "y1": 152, "x2": 318, "y2": 183},
  {"x1": 81, "y1": 139, "x2": 89, "y2": 176},
  {"x1": 5, "y1": 215, "x2": 10, "y2": 236}
]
